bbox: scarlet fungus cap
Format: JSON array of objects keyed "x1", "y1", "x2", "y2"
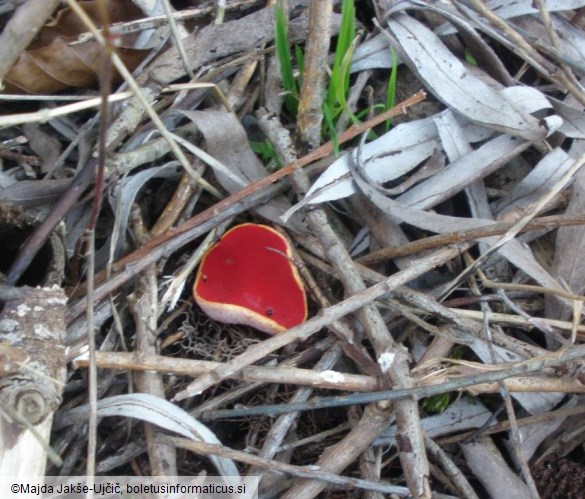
[{"x1": 193, "y1": 223, "x2": 307, "y2": 334}]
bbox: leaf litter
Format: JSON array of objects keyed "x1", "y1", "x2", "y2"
[{"x1": 1, "y1": 0, "x2": 585, "y2": 497}]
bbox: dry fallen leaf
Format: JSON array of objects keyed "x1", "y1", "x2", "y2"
[
  {"x1": 546, "y1": 168, "x2": 585, "y2": 321},
  {"x1": 3, "y1": 0, "x2": 148, "y2": 94},
  {"x1": 56, "y1": 393, "x2": 240, "y2": 483},
  {"x1": 383, "y1": 12, "x2": 550, "y2": 141}
]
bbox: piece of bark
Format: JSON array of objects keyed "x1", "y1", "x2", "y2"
[{"x1": 0, "y1": 286, "x2": 67, "y2": 477}]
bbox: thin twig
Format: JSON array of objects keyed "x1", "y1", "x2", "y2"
[
  {"x1": 481, "y1": 276, "x2": 585, "y2": 303},
  {"x1": 200, "y1": 343, "x2": 585, "y2": 420},
  {"x1": 442, "y1": 308, "x2": 585, "y2": 334},
  {"x1": 168, "y1": 437, "x2": 458, "y2": 498},
  {"x1": 84, "y1": 0, "x2": 117, "y2": 485},
  {"x1": 70, "y1": 0, "x2": 263, "y2": 43},
  {"x1": 85, "y1": 230, "x2": 98, "y2": 487},
  {"x1": 424, "y1": 434, "x2": 480, "y2": 499},
  {"x1": 297, "y1": 0, "x2": 333, "y2": 147},
  {"x1": 65, "y1": 91, "x2": 426, "y2": 321},
  {"x1": 161, "y1": 0, "x2": 193, "y2": 79},
  {"x1": 439, "y1": 146, "x2": 585, "y2": 301},
  {"x1": 173, "y1": 244, "x2": 465, "y2": 400},
  {"x1": 73, "y1": 351, "x2": 379, "y2": 392},
  {"x1": 0, "y1": 84, "x2": 215, "y2": 128},
  {"x1": 357, "y1": 214, "x2": 585, "y2": 267}
]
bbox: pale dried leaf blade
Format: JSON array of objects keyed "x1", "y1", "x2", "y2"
[
  {"x1": 57, "y1": 393, "x2": 240, "y2": 483},
  {"x1": 301, "y1": 111, "x2": 493, "y2": 207},
  {"x1": 461, "y1": 439, "x2": 532, "y2": 499},
  {"x1": 492, "y1": 148, "x2": 574, "y2": 217},
  {"x1": 384, "y1": 13, "x2": 548, "y2": 141},
  {"x1": 433, "y1": 0, "x2": 585, "y2": 36},
  {"x1": 349, "y1": 142, "x2": 563, "y2": 292},
  {"x1": 374, "y1": 398, "x2": 493, "y2": 445},
  {"x1": 180, "y1": 109, "x2": 305, "y2": 232},
  {"x1": 351, "y1": 33, "x2": 400, "y2": 72},
  {"x1": 108, "y1": 162, "x2": 182, "y2": 257},
  {"x1": 433, "y1": 108, "x2": 473, "y2": 160},
  {"x1": 550, "y1": 98, "x2": 585, "y2": 139},
  {"x1": 396, "y1": 135, "x2": 529, "y2": 210},
  {"x1": 512, "y1": 397, "x2": 578, "y2": 461},
  {"x1": 547, "y1": 169, "x2": 585, "y2": 320},
  {"x1": 487, "y1": 0, "x2": 585, "y2": 19},
  {"x1": 511, "y1": 14, "x2": 585, "y2": 72}
]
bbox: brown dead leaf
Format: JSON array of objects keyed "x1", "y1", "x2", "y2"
[{"x1": 3, "y1": 0, "x2": 148, "y2": 94}]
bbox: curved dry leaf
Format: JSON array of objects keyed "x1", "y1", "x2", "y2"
[
  {"x1": 108, "y1": 162, "x2": 182, "y2": 258},
  {"x1": 550, "y1": 97, "x2": 585, "y2": 139},
  {"x1": 492, "y1": 148, "x2": 575, "y2": 217},
  {"x1": 395, "y1": 135, "x2": 529, "y2": 210},
  {"x1": 4, "y1": 0, "x2": 149, "y2": 94},
  {"x1": 433, "y1": 0, "x2": 585, "y2": 36},
  {"x1": 302, "y1": 83, "x2": 550, "y2": 214},
  {"x1": 180, "y1": 110, "x2": 306, "y2": 233},
  {"x1": 512, "y1": 13, "x2": 585, "y2": 71},
  {"x1": 299, "y1": 112, "x2": 492, "y2": 208},
  {"x1": 0, "y1": 178, "x2": 71, "y2": 207},
  {"x1": 383, "y1": 13, "x2": 549, "y2": 141},
  {"x1": 56, "y1": 393, "x2": 240, "y2": 484},
  {"x1": 512, "y1": 397, "x2": 578, "y2": 461},
  {"x1": 351, "y1": 34, "x2": 402, "y2": 73},
  {"x1": 486, "y1": 0, "x2": 585, "y2": 20},
  {"x1": 348, "y1": 145, "x2": 563, "y2": 293},
  {"x1": 354, "y1": 1, "x2": 512, "y2": 85}
]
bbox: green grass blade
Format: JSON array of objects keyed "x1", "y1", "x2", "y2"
[
  {"x1": 465, "y1": 48, "x2": 478, "y2": 66},
  {"x1": 385, "y1": 47, "x2": 398, "y2": 131},
  {"x1": 274, "y1": 3, "x2": 298, "y2": 115},
  {"x1": 250, "y1": 139, "x2": 273, "y2": 162},
  {"x1": 328, "y1": 0, "x2": 355, "y2": 111},
  {"x1": 335, "y1": 35, "x2": 359, "y2": 109}
]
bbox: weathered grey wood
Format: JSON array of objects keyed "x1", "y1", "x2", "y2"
[{"x1": 0, "y1": 286, "x2": 67, "y2": 478}]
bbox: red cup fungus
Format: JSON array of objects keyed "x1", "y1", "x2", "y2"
[{"x1": 193, "y1": 223, "x2": 308, "y2": 334}]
